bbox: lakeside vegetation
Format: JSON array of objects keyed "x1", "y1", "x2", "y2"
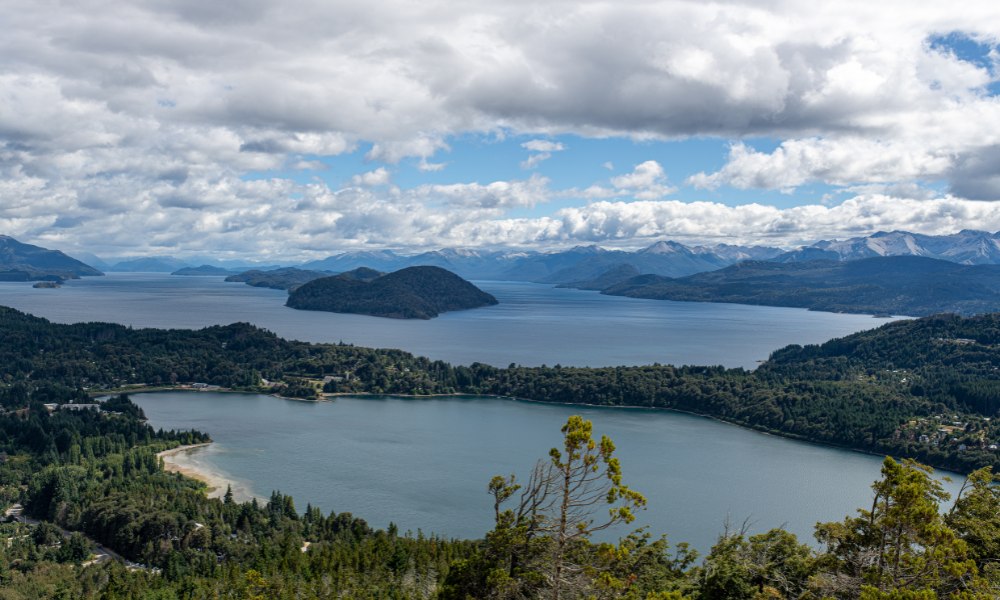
[
  {"x1": 2, "y1": 306, "x2": 997, "y2": 473},
  {"x1": 1, "y1": 393, "x2": 998, "y2": 598}
]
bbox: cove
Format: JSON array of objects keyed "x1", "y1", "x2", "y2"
[{"x1": 133, "y1": 391, "x2": 965, "y2": 554}]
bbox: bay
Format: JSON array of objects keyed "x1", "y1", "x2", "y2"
[
  {"x1": 133, "y1": 391, "x2": 965, "y2": 554},
  {"x1": 0, "y1": 273, "x2": 895, "y2": 369}
]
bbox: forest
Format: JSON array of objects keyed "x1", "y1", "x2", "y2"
[
  {"x1": 0, "y1": 393, "x2": 998, "y2": 599},
  {"x1": 1, "y1": 307, "x2": 997, "y2": 473}
]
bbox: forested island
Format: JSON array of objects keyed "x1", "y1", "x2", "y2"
[{"x1": 285, "y1": 266, "x2": 499, "y2": 319}]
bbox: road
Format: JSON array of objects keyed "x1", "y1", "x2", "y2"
[{"x1": 5, "y1": 503, "x2": 126, "y2": 566}]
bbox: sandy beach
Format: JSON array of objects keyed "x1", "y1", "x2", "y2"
[{"x1": 157, "y1": 443, "x2": 257, "y2": 502}]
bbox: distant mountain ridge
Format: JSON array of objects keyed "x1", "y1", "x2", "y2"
[
  {"x1": 784, "y1": 230, "x2": 1000, "y2": 264},
  {"x1": 0, "y1": 235, "x2": 102, "y2": 281},
  {"x1": 286, "y1": 266, "x2": 499, "y2": 319},
  {"x1": 299, "y1": 242, "x2": 786, "y2": 283},
  {"x1": 172, "y1": 265, "x2": 239, "y2": 276},
  {"x1": 295, "y1": 231, "x2": 1000, "y2": 284},
  {"x1": 11, "y1": 229, "x2": 1000, "y2": 283},
  {"x1": 225, "y1": 267, "x2": 334, "y2": 291},
  {"x1": 602, "y1": 256, "x2": 1000, "y2": 317}
]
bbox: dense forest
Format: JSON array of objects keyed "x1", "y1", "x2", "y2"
[
  {"x1": 1, "y1": 306, "x2": 997, "y2": 473},
  {"x1": 1, "y1": 393, "x2": 998, "y2": 598}
]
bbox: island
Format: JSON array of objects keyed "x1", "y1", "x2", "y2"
[{"x1": 285, "y1": 265, "x2": 499, "y2": 319}]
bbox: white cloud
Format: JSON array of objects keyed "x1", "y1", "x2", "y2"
[
  {"x1": 4, "y1": 0, "x2": 1000, "y2": 256},
  {"x1": 520, "y1": 139, "x2": 566, "y2": 169},
  {"x1": 352, "y1": 167, "x2": 392, "y2": 187},
  {"x1": 416, "y1": 175, "x2": 551, "y2": 210},
  {"x1": 366, "y1": 137, "x2": 450, "y2": 164},
  {"x1": 688, "y1": 132, "x2": 991, "y2": 194},
  {"x1": 417, "y1": 159, "x2": 447, "y2": 172},
  {"x1": 520, "y1": 153, "x2": 552, "y2": 169},
  {"x1": 521, "y1": 140, "x2": 565, "y2": 153},
  {"x1": 546, "y1": 194, "x2": 1000, "y2": 247},
  {"x1": 609, "y1": 160, "x2": 676, "y2": 199}
]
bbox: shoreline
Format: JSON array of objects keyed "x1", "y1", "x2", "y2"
[{"x1": 157, "y1": 443, "x2": 231, "y2": 500}]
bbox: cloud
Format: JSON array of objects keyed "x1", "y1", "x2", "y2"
[
  {"x1": 366, "y1": 137, "x2": 450, "y2": 164},
  {"x1": 547, "y1": 195, "x2": 1000, "y2": 245},
  {"x1": 687, "y1": 134, "x2": 983, "y2": 194},
  {"x1": 415, "y1": 175, "x2": 551, "y2": 210},
  {"x1": 610, "y1": 160, "x2": 676, "y2": 199},
  {"x1": 4, "y1": 0, "x2": 1000, "y2": 257},
  {"x1": 520, "y1": 138, "x2": 566, "y2": 169},
  {"x1": 352, "y1": 167, "x2": 392, "y2": 187},
  {"x1": 521, "y1": 140, "x2": 565, "y2": 153}
]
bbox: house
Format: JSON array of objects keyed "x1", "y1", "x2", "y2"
[{"x1": 61, "y1": 404, "x2": 100, "y2": 411}]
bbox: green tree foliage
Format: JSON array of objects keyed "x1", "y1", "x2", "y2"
[
  {"x1": 446, "y1": 417, "x2": 676, "y2": 600},
  {"x1": 944, "y1": 467, "x2": 1000, "y2": 586},
  {"x1": 813, "y1": 458, "x2": 992, "y2": 599}
]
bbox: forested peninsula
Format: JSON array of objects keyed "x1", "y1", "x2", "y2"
[
  {"x1": 598, "y1": 256, "x2": 1000, "y2": 317},
  {"x1": 1, "y1": 306, "x2": 998, "y2": 473}
]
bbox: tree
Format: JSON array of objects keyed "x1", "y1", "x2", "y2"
[
  {"x1": 444, "y1": 415, "x2": 648, "y2": 600},
  {"x1": 945, "y1": 467, "x2": 1000, "y2": 589},
  {"x1": 813, "y1": 457, "x2": 989, "y2": 599}
]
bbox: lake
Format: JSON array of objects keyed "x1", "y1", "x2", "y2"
[
  {"x1": 0, "y1": 273, "x2": 895, "y2": 368},
  {"x1": 133, "y1": 391, "x2": 965, "y2": 554}
]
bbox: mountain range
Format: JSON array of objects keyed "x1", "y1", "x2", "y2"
[
  {"x1": 6, "y1": 229, "x2": 1000, "y2": 286},
  {"x1": 295, "y1": 230, "x2": 1000, "y2": 284}
]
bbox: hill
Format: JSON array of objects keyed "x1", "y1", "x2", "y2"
[
  {"x1": 556, "y1": 263, "x2": 640, "y2": 290},
  {"x1": 602, "y1": 256, "x2": 1000, "y2": 316},
  {"x1": 171, "y1": 265, "x2": 237, "y2": 276},
  {"x1": 109, "y1": 256, "x2": 188, "y2": 272},
  {"x1": 0, "y1": 235, "x2": 103, "y2": 281},
  {"x1": 225, "y1": 267, "x2": 332, "y2": 291},
  {"x1": 286, "y1": 266, "x2": 498, "y2": 319}
]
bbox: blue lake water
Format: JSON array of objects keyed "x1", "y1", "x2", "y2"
[
  {"x1": 0, "y1": 273, "x2": 895, "y2": 368},
  {"x1": 133, "y1": 391, "x2": 965, "y2": 554},
  {"x1": 0, "y1": 273, "x2": 931, "y2": 553}
]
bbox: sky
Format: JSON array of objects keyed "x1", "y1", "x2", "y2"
[{"x1": 3, "y1": 1, "x2": 1000, "y2": 261}]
